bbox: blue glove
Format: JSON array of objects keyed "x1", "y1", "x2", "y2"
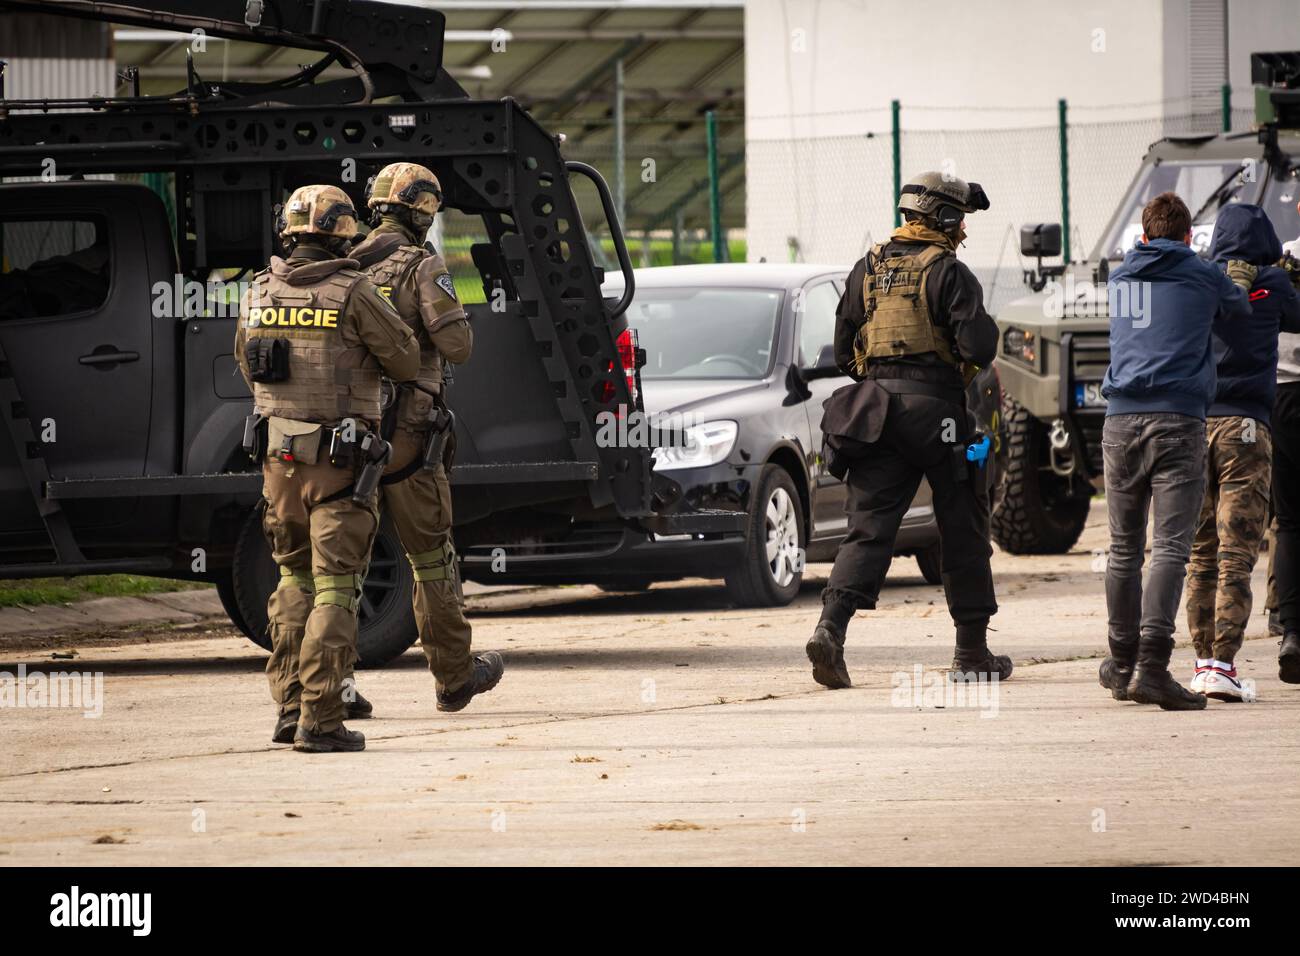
[{"x1": 965, "y1": 433, "x2": 991, "y2": 469}]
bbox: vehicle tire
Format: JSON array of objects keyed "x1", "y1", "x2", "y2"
[
  {"x1": 215, "y1": 571, "x2": 254, "y2": 639},
  {"x1": 229, "y1": 505, "x2": 418, "y2": 666},
  {"x1": 990, "y1": 397, "x2": 1091, "y2": 555},
  {"x1": 724, "y1": 464, "x2": 805, "y2": 607},
  {"x1": 597, "y1": 579, "x2": 652, "y2": 593},
  {"x1": 915, "y1": 541, "x2": 943, "y2": 585}
]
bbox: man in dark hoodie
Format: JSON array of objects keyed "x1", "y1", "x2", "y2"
[
  {"x1": 1184, "y1": 205, "x2": 1300, "y2": 700},
  {"x1": 1098, "y1": 192, "x2": 1255, "y2": 710}
]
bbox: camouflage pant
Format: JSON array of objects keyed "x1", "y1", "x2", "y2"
[{"x1": 1184, "y1": 416, "x2": 1273, "y2": 662}]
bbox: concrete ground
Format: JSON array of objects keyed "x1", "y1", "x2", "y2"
[{"x1": 1, "y1": 499, "x2": 1296, "y2": 866}]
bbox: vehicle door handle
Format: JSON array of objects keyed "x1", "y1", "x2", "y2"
[{"x1": 79, "y1": 348, "x2": 140, "y2": 367}]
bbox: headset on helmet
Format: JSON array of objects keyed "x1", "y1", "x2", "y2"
[{"x1": 898, "y1": 172, "x2": 990, "y2": 230}]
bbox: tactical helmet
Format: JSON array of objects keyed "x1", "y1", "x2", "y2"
[
  {"x1": 897, "y1": 171, "x2": 990, "y2": 228},
  {"x1": 366, "y1": 162, "x2": 443, "y2": 215},
  {"x1": 277, "y1": 184, "x2": 359, "y2": 239}
]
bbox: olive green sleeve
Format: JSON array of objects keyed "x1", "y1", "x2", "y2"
[
  {"x1": 348, "y1": 278, "x2": 421, "y2": 381},
  {"x1": 413, "y1": 254, "x2": 472, "y2": 363}
]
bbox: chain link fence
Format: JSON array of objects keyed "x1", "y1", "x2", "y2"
[{"x1": 747, "y1": 97, "x2": 1261, "y2": 313}]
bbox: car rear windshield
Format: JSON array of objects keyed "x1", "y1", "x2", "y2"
[{"x1": 623, "y1": 286, "x2": 783, "y2": 380}]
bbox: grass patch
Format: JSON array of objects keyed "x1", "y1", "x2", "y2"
[{"x1": 0, "y1": 575, "x2": 208, "y2": 609}]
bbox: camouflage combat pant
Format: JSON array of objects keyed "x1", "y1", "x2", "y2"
[
  {"x1": 1184, "y1": 416, "x2": 1272, "y2": 663},
  {"x1": 379, "y1": 427, "x2": 473, "y2": 693},
  {"x1": 262, "y1": 456, "x2": 379, "y2": 733}
]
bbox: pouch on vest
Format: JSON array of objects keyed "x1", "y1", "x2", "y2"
[
  {"x1": 245, "y1": 337, "x2": 291, "y2": 383},
  {"x1": 267, "y1": 416, "x2": 323, "y2": 466}
]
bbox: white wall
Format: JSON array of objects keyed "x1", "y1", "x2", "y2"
[{"x1": 744, "y1": 0, "x2": 1300, "y2": 288}]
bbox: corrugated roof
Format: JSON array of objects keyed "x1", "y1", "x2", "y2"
[{"x1": 105, "y1": 1, "x2": 745, "y2": 231}]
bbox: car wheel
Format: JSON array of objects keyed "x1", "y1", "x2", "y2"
[
  {"x1": 725, "y1": 464, "x2": 805, "y2": 607},
  {"x1": 229, "y1": 504, "x2": 418, "y2": 666},
  {"x1": 915, "y1": 541, "x2": 943, "y2": 585}
]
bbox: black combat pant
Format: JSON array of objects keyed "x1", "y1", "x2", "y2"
[
  {"x1": 823, "y1": 389, "x2": 998, "y2": 627},
  {"x1": 1273, "y1": 383, "x2": 1300, "y2": 635}
]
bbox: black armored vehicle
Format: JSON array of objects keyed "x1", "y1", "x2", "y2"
[{"x1": 0, "y1": 0, "x2": 739, "y2": 662}]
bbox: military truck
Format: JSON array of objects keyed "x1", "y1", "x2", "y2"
[
  {"x1": 0, "y1": 0, "x2": 740, "y2": 663},
  {"x1": 990, "y1": 52, "x2": 1300, "y2": 554}
]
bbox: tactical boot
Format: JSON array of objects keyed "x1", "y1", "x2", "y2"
[
  {"x1": 436, "y1": 652, "x2": 505, "y2": 712},
  {"x1": 948, "y1": 622, "x2": 1012, "y2": 681},
  {"x1": 1280, "y1": 633, "x2": 1300, "y2": 685},
  {"x1": 805, "y1": 621, "x2": 851, "y2": 689},
  {"x1": 272, "y1": 709, "x2": 300, "y2": 745},
  {"x1": 1269, "y1": 609, "x2": 1283, "y2": 637},
  {"x1": 293, "y1": 724, "x2": 366, "y2": 753},
  {"x1": 1098, "y1": 637, "x2": 1139, "y2": 701},
  {"x1": 1128, "y1": 636, "x2": 1206, "y2": 710},
  {"x1": 345, "y1": 688, "x2": 373, "y2": 720},
  {"x1": 949, "y1": 649, "x2": 1014, "y2": 681}
]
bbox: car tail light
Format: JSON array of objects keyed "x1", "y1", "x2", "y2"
[{"x1": 617, "y1": 328, "x2": 639, "y2": 405}]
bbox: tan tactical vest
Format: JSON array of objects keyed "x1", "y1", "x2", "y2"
[
  {"x1": 854, "y1": 242, "x2": 959, "y2": 375},
  {"x1": 364, "y1": 244, "x2": 445, "y2": 393},
  {"x1": 244, "y1": 267, "x2": 383, "y2": 425}
]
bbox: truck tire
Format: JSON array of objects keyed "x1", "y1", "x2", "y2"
[
  {"x1": 725, "y1": 464, "x2": 805, "y2": 607},
  {"x1": 915, "y1": 541, "x2": 943, "y2": 585},
  {"x1": 229, "y1": 506, "x2": 418, "y2": 666},
  {"x1": 990, "y1": 397, "x2": 1091, "y2": 555},
  {"x1": 215, "y1": 572, "x2": 255, "y2": 640}
]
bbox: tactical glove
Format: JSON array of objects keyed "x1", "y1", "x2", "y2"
[
  {"x1": 1225, "y1": 259, "x2": 1258, "y2": 291},
  {"x1": 1279, "y1": 253, "x2": 1300, "y2": 290}
]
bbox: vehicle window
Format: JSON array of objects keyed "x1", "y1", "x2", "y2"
[
  {"x1": 626, "y1": 287, "x2": 783, "y2": 380},
  {"x1": 797, "y1": 281, "x2": 840, "y2": 368},
  {"x1": 1094, "y1": 161, "x2": 1253, "y2": 261},
  {"x1": 0, "y1": 217, "x2": 110, "y2": 320}
]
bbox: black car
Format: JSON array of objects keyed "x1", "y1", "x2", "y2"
[{"x1": 460, "y1": 263, "x2": 1004, "y2": 606}]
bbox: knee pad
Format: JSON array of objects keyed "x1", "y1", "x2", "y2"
[
  {"x1": 407, "y1": 539, "x2": 455, "y2": 583},
  {"x1": 313, "y1": 572, "x2": 363, "y2": 611}
]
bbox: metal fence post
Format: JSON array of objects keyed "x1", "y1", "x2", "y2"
[
  {"x1": 1058, "y1": 98, "x2": 1071, "y2": 264},
  {"x1": 1222, "y1": 82, "x2": 1232, "y2": 132},
  {"x1": 891, "y1": 99, "x2": 901, "y2": 228},
  {"x1": 707, "y1": 109, "x2": 724, "y2": 263}
]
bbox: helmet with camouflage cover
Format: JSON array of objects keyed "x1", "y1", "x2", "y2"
[
  {"x1": 897, "y1": 171, "x2": 990, "y2": 227},
  {"x1": 277, "y1": 184, "x2": 359, "y2": 239},
  {"x1": 367, "y1": 162, "x2": 443, "y2": 215}
]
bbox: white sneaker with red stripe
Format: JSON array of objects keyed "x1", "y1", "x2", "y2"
[
  {"x1": 1202, "y1": 661, "x2": 1245, "y2": 702},
  {"x1": 1190, "y1": 660, "x2": 1212, "y2": 694}
]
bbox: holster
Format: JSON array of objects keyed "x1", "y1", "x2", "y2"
[
  {"x1": 352, "y1": 432, "x2": 393, "y2": 505},
  {"x1": 242, "y1": 413, "x2": 267, "y2": 463},
  {"x1": 422, "y1": 406, "x2": 456, "y2": 471}
]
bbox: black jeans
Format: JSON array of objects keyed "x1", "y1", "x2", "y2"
[
  {"x1": 1273, "y1": 383, "x2": 1300, "y2": 634},
  {"x1": 1102, "y1": 413, "x2": 1207, "y2": 650},
  {"x1": 824, "y1": 391, "x2": 997, "y2": 627}
]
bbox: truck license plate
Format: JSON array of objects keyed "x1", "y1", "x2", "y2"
[{"x1": 1075, "y1": 382, "x2": 1106, "y2": 409}]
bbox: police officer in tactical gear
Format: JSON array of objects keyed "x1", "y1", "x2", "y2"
[
  {"x1": 348, "y1": 162, "x2": 504, "y2": 711},
  {"x1": 806, "y1": 171, "x2": 1010, "y2": 688},
  {"x1": 236, "y1": 184, "x2": 420, "y2": 752}
]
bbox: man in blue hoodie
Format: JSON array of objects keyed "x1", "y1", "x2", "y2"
[
  {"x1": 1098, "y1": 191, "x2": 1255, "y2": 710},
  {"x1": 1184, "y1": 205, "x2": 1300, "y2": 701}
]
